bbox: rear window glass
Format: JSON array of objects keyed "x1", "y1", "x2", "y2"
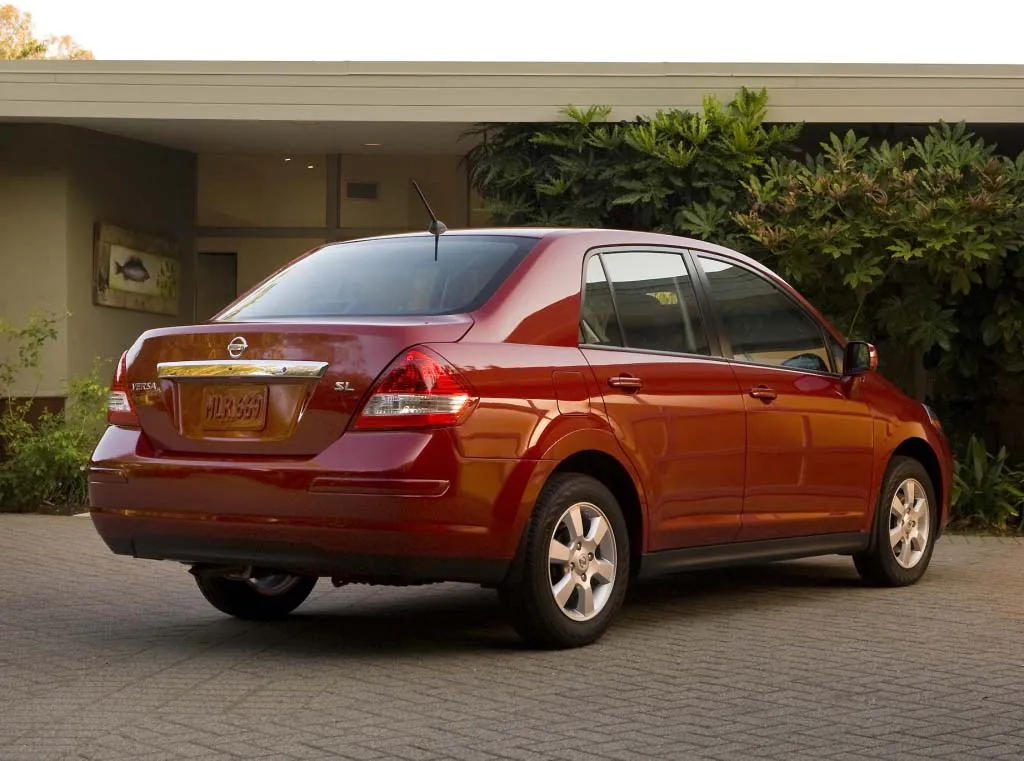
[{"x1": 217, "y1": 235, "x2": 539, "y2": 320}]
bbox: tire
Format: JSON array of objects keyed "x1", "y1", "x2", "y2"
[
  {"x1": 499, "y1": 473, "x2": 630, "y2": 649},
  {"x1": 195, "y1": 571, "x2": 317, "y2": 620},
  {"x1": 854, "y1": 456, "x2": 938, "y2": 586}
]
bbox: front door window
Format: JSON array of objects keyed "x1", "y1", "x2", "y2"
[{"x1": 695, "y1": 256, "x2": 833, "y2": 373}]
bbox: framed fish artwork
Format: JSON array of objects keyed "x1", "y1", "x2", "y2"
[{"x1": 93, "y1": 223, "x2": 180, "y2": 316}]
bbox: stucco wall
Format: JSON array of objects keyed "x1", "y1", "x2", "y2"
[
  {"x1": 64, "y1": 127, "x2": 196, "y2": 383},
  {"x1": 0, "y1": 125, "x2": 70, "y2": 397},
  {"x1": 1, "y1": 125, "x2": 195, "y2": 394},
  {"x1": 197, "y1": 154, "x2": 326, "y2": 228},
  {"x1": 197, "y1": 237, "x2": 325, "y2": 295},
  {"x1": 339, "y1": 154, "x2": 467, "y2": 231}
]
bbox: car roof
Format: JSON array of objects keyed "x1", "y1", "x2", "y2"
[{"x1": 340, "y1": 227, "x2": 766, "y2": 272}]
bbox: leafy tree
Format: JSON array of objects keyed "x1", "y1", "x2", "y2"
[
  {"x1": 467, "y1": 88, "x2": 799, "y2": 249},
  {"x1": 736, "y1": 124, "x2": 1024, "y2": 424},
  {"x1": 42, "y1": 32, "x2": 93, "y2": 60},
  {"x1": 0, "y1": 4, "x2": 93, "y2": 60}
]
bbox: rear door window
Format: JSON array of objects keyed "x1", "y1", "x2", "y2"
[
  {"x1": 218, "y1": 235, "x2": 539, "y2": 320},
  {"x1": 580, "y1": 257, "x2": 622, "y2": 346},
  {"x1": 581, "y1": 251, "x2": 709, "y2": 355}
]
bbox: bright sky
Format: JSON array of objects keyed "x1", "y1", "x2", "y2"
[{"x1": 19, "y1": 0, "x2": 1024, "y2": 63}]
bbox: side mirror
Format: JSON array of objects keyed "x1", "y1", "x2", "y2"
[{"x1": 844, "y1": 341, "x2": 878, "y2": 376}]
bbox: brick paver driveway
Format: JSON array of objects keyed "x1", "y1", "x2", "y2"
[{"x1": 1, "y1": 515, "x2": 1022, "y2": 761}]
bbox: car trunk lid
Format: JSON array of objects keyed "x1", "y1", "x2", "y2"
[{"x1": 124, "y1": 317, "x2": 472, "y2": 456}]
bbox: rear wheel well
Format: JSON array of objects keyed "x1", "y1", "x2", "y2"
[
  {"x1": 553, "y1": 450, "x2": 644, "y2": 576},
  {"x1": 892, "y1": 437, "x2": 944, "y2": 524}
]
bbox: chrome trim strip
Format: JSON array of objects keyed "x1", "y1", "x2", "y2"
[{"x1": 157, "y1": 360, "x2": 328, "y2": 380}]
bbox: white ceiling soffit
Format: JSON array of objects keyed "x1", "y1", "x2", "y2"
[{"x1": 10, "y1": 117, "x2": 477, "y2": 154}]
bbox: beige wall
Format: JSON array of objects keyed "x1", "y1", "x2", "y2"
[
  {"x1": 198, "y1": 154, "x2": 326, "y2": 227},
  {"x1": 0, "y1": 124, "x2": 196, "y2": 395},
  {"x1": 197, "y1": 237, "x2": 325, "y2": 295},
  {"x1": 2, "y1": 125, "x2": 477, "y2": 399},
  {"x1": 198, "y1": 153, "x2": 470, "y2": 299},
  {"x1": 340, "y1": 154, "x2": 467, "y2": 231},
  {"x1": 0, "y1": 125, "x2": 70, "y2": 397},
  {"x1": 64, "y1": 128, "x2": 196, "y2": 383}
]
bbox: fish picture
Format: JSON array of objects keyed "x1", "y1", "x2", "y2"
[
  {"x1": 106, "y1": 243, "x2": 174, "y2": 299},
  {"x1": 94, "y1": 225, "x2": 180, "y2": 316},
  {"x1": 115, "y1": 255, "x2": 151, "y2": 283}
]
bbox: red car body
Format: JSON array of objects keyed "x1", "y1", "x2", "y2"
[{"x1": 89, "y1": 229, "x2": 951, "y2": 599}]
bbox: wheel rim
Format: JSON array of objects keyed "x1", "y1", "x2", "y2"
[
  {"x1": 889, "y1": 478, "x2": 931, "y2": 569},
  {"x1": 246, "y1": 573, "x2": 302, "y2": 596},
  {"x1": 548, "y1": 501, "x2": 617, "y2": 622}
]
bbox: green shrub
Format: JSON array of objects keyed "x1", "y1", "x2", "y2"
[
  {"x1": 950, "y1": 436, "x2": 1024, "y2": 531},
  {"x1": 737, "y1": 124, "x2": 1024, "y2": 409},
  {"x1": 0, "y1": 314, "x2": 108, "y2": 512},
  {"x1": 467, "y1": 87, "x2": 799, "y2": 250},
  {"x1": 0, "y1": 312, "x2": 58, "y2": 392}
]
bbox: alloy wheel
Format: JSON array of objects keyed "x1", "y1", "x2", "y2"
[
  {"x1": 889, "y1": 478, "x2": 931, "y2": 569},
  {"x1": 548, "y1": 501, "x2": 617, "y2": 621}
]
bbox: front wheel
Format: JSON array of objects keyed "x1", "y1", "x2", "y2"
[
  {"x1": 854, "y1": 457, "x2": 938, "y2": 586},
  {"x1": 195, "y1": 571, "x2": 318, "y2": 620},
  {"x1": 499, "y1": 473, "x2": 630, "y2": 649}
]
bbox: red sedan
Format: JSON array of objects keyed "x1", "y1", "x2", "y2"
[{"x1": 89, "y1": 229, "x2": 951, "y2": 648}]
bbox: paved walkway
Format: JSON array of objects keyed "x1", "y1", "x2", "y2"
[{"x1": 0, "y1": 515, "x2": 1021, "y2": 761}]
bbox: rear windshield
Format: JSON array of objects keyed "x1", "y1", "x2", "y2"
[{"x1": 217, "y1": 235, "x2": 540, "y2": 320}]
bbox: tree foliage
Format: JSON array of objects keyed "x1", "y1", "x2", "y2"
[
  {"x1": 738, "y1": 125, "x2": 1024, "y2": 363},
  {"x1": 467, "y1": 88, "x2": 798, "y2": 249},
  {"x1": 0, "y1": 4, "x2": 93, "y2": 60},
  {"x1": 737, "y1": 124, "x2": 1024, "y2": 431}
]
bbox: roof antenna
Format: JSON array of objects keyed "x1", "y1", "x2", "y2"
[{"x1": 411, "y1": 179, "x2": 447, "y2": 261}]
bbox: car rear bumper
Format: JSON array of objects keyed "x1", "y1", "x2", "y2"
[
  {"x1": 88, "y1": 425, "x2": 538, "y2": 583},
  {"x1": 91, "y1": 511, "x2": 509, "y2": 582}
]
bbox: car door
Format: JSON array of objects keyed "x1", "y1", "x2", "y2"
[
  {"x1": 692, "y1": 253, "x2": 874, "y2": 541},
  {"x1": 579, "y1": 248, "x2": 746, "y2": 551}
]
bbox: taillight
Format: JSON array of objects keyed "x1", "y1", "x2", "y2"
[
  {"x1": 107, "y1": 351, "x2": 140, "y2": 427},
  {"x1": 354, "y1": 348, "x2": 476, "y2": 430}
]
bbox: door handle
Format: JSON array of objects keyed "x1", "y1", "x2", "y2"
[
  {"x1": 608, "y1": 375, "x2": 643, "y2": 392},
  {"x1": 749, "y1": 385, "x2": 778, "y2": 402}
]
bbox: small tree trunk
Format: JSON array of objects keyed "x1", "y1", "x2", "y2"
[{"x1": 912, "y1": 350, "x2": 928, "y2": 402}]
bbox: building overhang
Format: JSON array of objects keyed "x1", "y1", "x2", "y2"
[{"x1": 4, "y1": 60, "x2": 1024, "y2": 153}]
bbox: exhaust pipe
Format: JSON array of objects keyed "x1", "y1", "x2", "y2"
[{"x1": 189, "y1": 563, "x2": 252, "y2": 580}]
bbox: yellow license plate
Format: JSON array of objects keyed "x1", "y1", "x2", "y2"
[{"x1": 202, "y1": 385, "x2": 268, "y2": 431}]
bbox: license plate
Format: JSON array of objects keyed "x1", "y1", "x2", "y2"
[{"x1": 202, "y1": 385, "x2": 268, "y2": 431}]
